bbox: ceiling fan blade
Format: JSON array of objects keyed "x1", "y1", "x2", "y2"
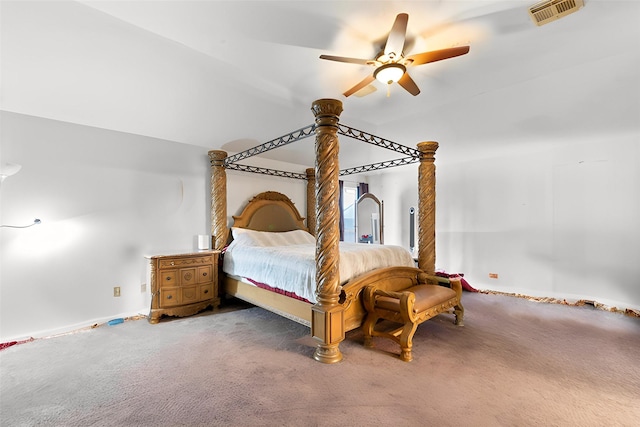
[
  {"x1": 319, "y1": 55, "x2": 372, "y2": 65},
  {"x1": 384, "y1": 13, "x2": 408, "y2": 58},
  {"x1": 354, "y1": 84, "x2": 377, "y2": 98},
  {"x1": 397, "y1": 72, "x2": 420, "y2": 96},
  {"x1": 405, "y1": 46, "x2": 470, "y2": 66},
  {"x1": 344, "y1": 74, "x2": 376, "y2": 97}
]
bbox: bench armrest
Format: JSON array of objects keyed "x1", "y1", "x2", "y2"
[
  {"x1": 363, "y1": 286, "x2": 417, "y2": 322},
  {"x1": 369, "y1": 288, "x2": 407, "y2": 300}
]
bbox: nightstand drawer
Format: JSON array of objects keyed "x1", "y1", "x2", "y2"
[
  {"x1": 159, "y1": 255, "x2": 213, "y2": 269},
  {"x1": 160, "y1": 285, "x2": 201, "y2": 307},
  {"x1": 161, "y1": 271, "x2": 177, "y2": 286},
  {"x1": 180, "y1": 268, "x2": 198, "y2": 286},
  {"x1": 160, "y1": 288, "x2": 181, "y2": 306},
  {"x1": 199, "y1": 283, "x2": 214, "y2": 300},
  {"x1": 198, "y1": 265, "x2": 213, "y2": 283},
  {"x1": 181, "y1": 285, "x2": 199, "y2": 304}
]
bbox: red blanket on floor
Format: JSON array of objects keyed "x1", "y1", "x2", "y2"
[{"x1": 435, "y1": 271, "x2": 478, "y2": 292}]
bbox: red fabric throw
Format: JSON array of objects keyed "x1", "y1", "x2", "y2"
[
  {"x1": 435, "y1": 271, "x2": 478, "y2": 292},
  {"x1": 0, "y1": 337, "x2": 34, "y2": 351},
  {"x1": 0, "y1": 341, "x2": 18, "y2": 350},
  {"x1": 246, "y1": 278, "x2": 312, "y2": 303}
]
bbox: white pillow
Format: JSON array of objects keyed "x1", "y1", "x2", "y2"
[{"x1": 231, "y1": 228, "x2": 314, "y2": 247}]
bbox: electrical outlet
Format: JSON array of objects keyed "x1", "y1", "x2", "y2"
[
  {"x1": 114, "y1": 286, "x2": 121, "y2": 297},
  {"x1": 489, "y1": 273, "x2": 499, "y2": 279},
  {"x1": 141, "y1": 283, "x2": 146, "y2": 293}
]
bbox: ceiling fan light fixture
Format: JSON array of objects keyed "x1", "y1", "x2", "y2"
[{"x1": 374, "y1": 63, "x2": 406, "y2": 84}]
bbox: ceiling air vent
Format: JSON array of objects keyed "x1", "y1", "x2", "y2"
[{"x1": 529, "y1": 0, "x2": 584, "y2": 26}]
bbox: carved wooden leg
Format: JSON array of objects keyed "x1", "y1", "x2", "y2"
[
  {"x1": 454, "y1": 301, "x2": 465, "y2": 326},
  {"x1": 149, "y1": 311, "x2": 160, "y2": 324},
  {"x1": 362, "y1": 312, "x2": 378, "y2": 348},
  {"x1": 399, "y1": 322, "x2": 418, "y2": 362}
]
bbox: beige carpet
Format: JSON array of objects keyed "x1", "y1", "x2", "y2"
[{"x1": 1, "y1": 292, "x2": 639, "y2": 426}]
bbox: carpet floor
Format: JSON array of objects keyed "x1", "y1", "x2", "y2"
[{"x1": 1, "y1": 292, "x2": 639, "y2": 426}]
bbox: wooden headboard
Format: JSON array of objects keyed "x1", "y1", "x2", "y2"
[{"x1": 232, "y1": 191, "x2": 307, "y2": 232}]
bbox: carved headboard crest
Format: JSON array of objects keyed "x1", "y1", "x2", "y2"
[
  {"x1": 232, "y1": 191, "x2": 307, "y2": 233},
  {"x1": 251, "y1": 191, "x2": 294, "y2": 203}
]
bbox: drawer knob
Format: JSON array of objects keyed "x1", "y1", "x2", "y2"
[
  {"x1": 166, "y1": 277, "x2": 171, "y2": 281},
  {"x1": 167, "y1": 295, "x2": 173, "y2": 299},
  {"x1": 202, "y1": 272, "x2": 207, "y2": 277},
  {"x1": 203, "y1": 289, "x2": 209, "y2": 294}
]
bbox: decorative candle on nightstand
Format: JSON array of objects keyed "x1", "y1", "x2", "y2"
[{"x1": 197, "y1": 234, "x2": 210, "y2": 251}]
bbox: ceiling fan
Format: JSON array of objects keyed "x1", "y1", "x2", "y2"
[{"x1": 320, "y1": 13, "x2": 470, "y2": 97}]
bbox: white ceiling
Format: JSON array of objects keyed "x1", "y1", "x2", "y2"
[{"x1": 1, "y1": 0, "x2": 639, "y2": 170}]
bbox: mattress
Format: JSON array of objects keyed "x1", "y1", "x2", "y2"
[{"x1": 222, "y1": 228, "x2": 414, "y2": 304}]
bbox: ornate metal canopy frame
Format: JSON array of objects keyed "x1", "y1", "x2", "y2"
[{"x1": 224, "y1": 123, "x2": 420, "y2": 179}]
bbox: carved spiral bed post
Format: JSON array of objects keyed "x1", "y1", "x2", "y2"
[
  {"x1": 208, "y1": 150, "x2": 228, "y2": 251},
  {"x1": 305, "y1": 167, "x2": 316, "y2": 236},
  {"x1": 416, "y1": 141, "x2": 438, "y2": 275},
  {"x1": 310, "y1": 99, "x2": 344, "y2": 364}
]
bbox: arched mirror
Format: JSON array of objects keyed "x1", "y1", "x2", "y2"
[{"x1": 356, "y1": 193, "x2": 383, "y2": 244}]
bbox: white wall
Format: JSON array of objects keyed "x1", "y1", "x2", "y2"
[
  {"x1": 373, "y1": 133, "x2": 640, "y2": 311},
  {"x1": 3, "y1": 109, "x2": 637, "y2": 342},
  {"x1": 367, "y1": 165, "x2": 419, "y2": 251},
  {"x1": 0, "y1": 112, "x2": 307, "y2": 341},
  {"x1": 226, "y1": 165, "x2": 307, "y2": 220}
]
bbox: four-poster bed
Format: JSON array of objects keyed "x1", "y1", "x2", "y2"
[
  {"x1": 209, "y1": 98, "x2": 462, "y2": 363},
  {"x1": 222, "y1": 191, "x2": 417, "y2": 329}
]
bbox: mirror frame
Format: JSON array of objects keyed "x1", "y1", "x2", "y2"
[{"x1": 356, "y1": 193, "x2": 383, "y2": 244}]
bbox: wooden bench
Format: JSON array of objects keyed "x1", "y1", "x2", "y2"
[{"x1": 362, "y1": 273, "x2": 464, "y2": 362}]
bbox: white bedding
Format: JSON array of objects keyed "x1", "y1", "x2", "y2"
[{"x1": 223, "y1": 228, "x2": 415, "y2": 304}]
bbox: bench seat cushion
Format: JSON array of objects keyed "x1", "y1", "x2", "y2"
[{"x1": 375, "y1": 285, "x2": 457, "y2": 313}]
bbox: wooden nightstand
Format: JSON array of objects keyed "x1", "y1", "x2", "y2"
[{"x1": 147, "y1": 251, "x2": 221, "y2": 323}]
